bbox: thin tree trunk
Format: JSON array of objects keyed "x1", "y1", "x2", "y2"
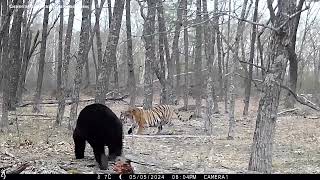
[
  {"x1": 142, "y1": 0, "x2": 156, "y2": 109},
  {"x1": 17, "y1": 31, "x2": 32, "y2": 103},
  {"x1": 108, "y1": 0, "x2": 112, "y2": 28},
  {"x1": 215, "y1": 0, "x2": 223, "y2": 100},
  {"x1": 95, "y1": 0, "x2": 125, "y2": 104},
  {"x1": 171, "y1": 0, "x2": 184, "y2": 103},
  {"x1": 57, "y1": 0, "x2": 63, "y2": 93},
  {"x1": 69, "y1": 0, "x2": 91, "y2": 130},
  {"x1": 194, "y1": 0, "x2": 202, "y2": 117},
  {"x1": 157, "y1": 1, "x2": 167, "y2": 104},
  {"x1": 126, "y1": 0, "x2": 136, "y2": 106},
  {"x1": 203, "y1": 0, "x2": 219, "y2": 114},
  {"x1": 33, "y1": 0, "x2": 51, "y2": 113},
  {"x1": 107, "y1": 0, "x2": 119, "y2": 94},
  {"x1": 93, "y1": 0, "x2": 105, "y2": 85},
  {"x1": 224, "y1": 0, "x2": 231, "y2": 113},
  {"x1": 284, "y1": 0, "x2": 305, "y2": 108},
  {"x1": 56, "y1": 0, "x2": 75, "y2": 126},
  {"x1": 227, "y1": 0, "x2": 248, "y2": 140},
  {"x1": 16, "y1": 0, "x2": 31, "y2": 103},
  {"x1": 182, "y1": 0, "x2": 188, "y2": 110},
  {"x1": 155, "y1": 0, "x2": 176, "y2": 105},
  {"x1": 243, "y1": 0, "x2": 259, "y2": 117},
  {"x1": 55, "y1": 0, "x2": 64, "y2": 125}
]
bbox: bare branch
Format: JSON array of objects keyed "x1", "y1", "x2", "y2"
[
  {"x1": 276, "y1": 6, "x2": 310, "y2": 31},
  {"x1": 267, "y1": 0, "x2": 276, "y2": 24}
]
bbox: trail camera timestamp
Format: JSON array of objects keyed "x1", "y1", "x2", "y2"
[{"x1": 171, "y1": 174, "x2": 197, "y2": 180}]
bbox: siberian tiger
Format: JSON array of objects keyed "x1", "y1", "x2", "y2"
[{"x1": 120, "y1": 105, "x2": 192, "y2": 135}]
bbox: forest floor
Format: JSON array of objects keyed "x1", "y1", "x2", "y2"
[{"x1": 0, "y1": 94, "x2": 319, "y2": 174}]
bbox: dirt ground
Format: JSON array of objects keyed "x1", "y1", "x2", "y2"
[{"x1": 0, "y1": 94, "x2": 319, "y2": 174}]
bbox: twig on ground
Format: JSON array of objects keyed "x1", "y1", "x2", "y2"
[
  {"x1": 278, "y1": 108, "x2": 299, "y2": 115},
  {"x1": 7, "y1": 163, "x2": 29, "y2": 174}
]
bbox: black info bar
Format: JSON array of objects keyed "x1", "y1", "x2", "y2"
[{"x1": 2, "y1": 174, "x2": 319, "y2": 180}]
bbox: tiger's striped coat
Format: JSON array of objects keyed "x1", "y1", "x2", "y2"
[{"x1": 120, "y1": 105, "x2": 192, "y2": 135}]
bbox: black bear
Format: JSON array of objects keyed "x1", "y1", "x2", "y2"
[{"x1": 73, "y1": 103, "x2": 123, "y2": 170}]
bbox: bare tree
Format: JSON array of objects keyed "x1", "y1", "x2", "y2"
[
  {"x1": 171, "y1": 0, "x2": 184, "y2": 103},
  {"x1": 182, "y1": 0, "x2": 189, "y2": 110},
  {"x1": 284, "y1": 0, "x2": 305, "y2": 108},
  {"x1": 1, "y1": 0, "x2": 19, "y2": 130},
  {"x1": 203, "y1": 0, "x2": 219, "y2": 114},
  {"x1": 194, "y1": 0, "x2": 203, "y2": 117},
  {"x1": 154, "y1": 0, "x2": 176, "y2": 105},
  {"x1": 93, "y1": 0, "x2": 105, "y2": 84},
  {"x1": 214, "y1": 0, "x2": 223, "y2": 100},
  {"x1": 8, "y1": 0, "x2": 24, "y2": 110},
  {"x1": 248, "y1": 0, "x2": 304, "y2": 173},
  {"x1": 55, "y1": 0, "x2": 64, "y2": 125},
  {"x1": 33, "y1": 0, "x2": 51, "y2": 112},
  {"x1": 95, "y1": 0, "x2": 125, "y2": 104},
  {"x1": 126, "y1": 0, "x2": 136, "y2": 106},
  {"x1": 141, "y1": 0, "x2": 156, "y2": 109},
  {"x1": 224, "y1": 0, "x2": 231, "y2": 113},
  {"x1": 227, "y1": 0, "x2": 248, "y2": 140},
  {"x1": 16, "y1": 0, "x2": 32, "y2": 103},
  {"x1": 56, "y1": 0, "x2": 75, "y2": 126},
  {"x1": 69, "y1": 0, "x2": 91, "y2": 130},
  {"x1": 243, "y1": 0, "x2": 259, "y2": 117},
  {"x1": 157, "y1": 1, "x2": 168, "y2": 104}
]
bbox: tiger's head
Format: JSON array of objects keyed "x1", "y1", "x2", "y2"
[{"x1": 120, "y1": 107, "x2": 140, "y2": 124}]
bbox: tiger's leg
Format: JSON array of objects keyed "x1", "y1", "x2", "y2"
[
  {"x1": 128, "y1": 123, "x2": 137, "y2": 134},
  {"x1": 156, "y1": 125, "x2": 163, "y2": 134},
  {"x1": 137, "y1": 125, "x2": 144, "y2": 135}
]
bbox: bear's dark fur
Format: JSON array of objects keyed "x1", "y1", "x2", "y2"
[{"x1": 73, "y1": 103, "x2": 123, "y2": 170}]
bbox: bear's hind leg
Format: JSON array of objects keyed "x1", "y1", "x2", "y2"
[{"x1": 73, "y1": 130, "x2": 86, "y2": 159}]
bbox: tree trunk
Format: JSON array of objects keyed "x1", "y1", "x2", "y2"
[
  {"x1": 156, "y1": 0, "x2": 167, "y2": 104},
  {"x1": 171, "y1": 0, "x2": 184, "y2": 103},
  {"x1": 248, "y1": 0, "x2": 298, "y2": 173},
  {"x1": 56, "y1": 0, "x2": 75, "y2": 126},
  {"x1": 8, "y1": 0, "x2": 24, "y2": 110},
  {"x1": 93, "y1": 0, "x2": 105, "y2": 84},
  {"x1": 56, "y1": 0, "x2": 63, "y2": 94},
  {"x1": 284, "y1": 0, "x2": 305, "y2": 108},
  {"x1": 243, "y1": 0, "x2": 259, "y2": 117},
  {"x1": 182, "y1": 0, "x2": 188, "y2": 110},
  {"x1": 142, "y1": 0, "x2": 156, "y2": 109},
  {"x1": 224, "y1": 0, "x2": 231, "y2": 113},
  {"x1": 108, "y1": 0, "x2": 112, "y2": 28},
  {"x1": 126, "y1": 0, "x2": 136, "y2": 106},
  {"x1": 17, "y1": 31, "x2": 32, "y2": 103},
  {"x1": 107, "y1": 0, "x2": 119, "y2": 94},
  {"x1": 214, "y1": 0, "x2": 223, "y2": 100},
  {"x1": 203, "y1": 0, "x2": 219, "y2": 114},
  {"x1": 16, "y1": 1, "x2": 31, "y2": 103},
  {"x1": 194, "y1": 0, "x2": 202, "y2": 117},
  {"x1": 69, "y1": 0, "x2": 91, "y2": 130},
  {"x1": 0, "y1": 0, "x2": 12, "y2": 131},
  {"x1": 55, "y1": 0, "x2": 64, "y2": 125},
  {"x1": 155, "y1": 0, "x2": 176, "y2": 105},
  {"x1": 95, "y1": 0, "x2": 125, "y2": 104},
  {"x1": 33, "y1": 0, "x2": 51, "y2": 113},
  {"x1": 227, "y1": 0, "x2": 248, "y2": 140}
]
